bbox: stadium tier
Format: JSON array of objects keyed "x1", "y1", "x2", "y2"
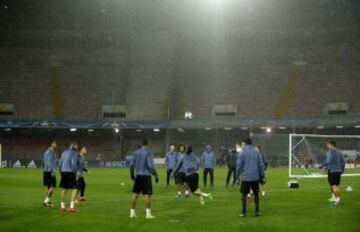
[{"x1": 0, "y1": 0, "x2": 359, "y2": 120}]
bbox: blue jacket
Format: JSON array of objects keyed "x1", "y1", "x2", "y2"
[
  {"x1": 175, "y1": 152, "x2": 186, "y2": 173},
  {"x1": 130, "y1": 147, "x2": 158, "y2": 177},
  {"x1": 320, "y1": 148, "x2": 345, "y2": 173},
  {"x1": 77, "y1": 154, "x2": 88, "y2": 177},
  {"x1": 43, "y1": 148, "x2": 56, "y2": 173},
  {"x1": 201, "y1": 151, "x2": 216, "y2": 169},
  {"x1": 236, "y1": 145, "x2": 265, "y2": 182},
  {"x1": 174, "y1": 153, "x2": 199, "y2": 176},
  {"x1": 165, "y1": 151, "x2": 177, "y2": 170},
  {"x1": 59, "y1": 148, "x2": 78, "y2": 173}
]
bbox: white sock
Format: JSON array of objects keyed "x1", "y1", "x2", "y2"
[
  {"x1": 44, "y1": 197, "x2": 50, "y2": 203},
  {"x1": 200, "y1": 196, "x2": 204, "y2": 202},
  {"x1": 61, "y1": 202, "x2": 65, "y2": 208},
  {"x1": 177, "y1": 191, "x2": 182, "y2": 196},
  {"x1": 146, "y1": 208, "x2": 152, "y2": 216},
  {"x1": 201, "y1": 193, "x2": 209, "y2": 197},
  {"x1": 332, "y1": 194, "x2": 335, "y2": 198},
  {"x1": 262, "y1": 191, "x2": 266, "y2": 196},
  {"x1": 130, "y1": 209, "x2": 136, "y2": 216},
  {"x1": 70, "y1": 201, "x2": 75, "y2": 209},
  {"x1": 335, "y1": 197, "x2": 340, "y2": 203},
  {"x1": 185, "y1": 191, "x2": 189, "y2": 195}
]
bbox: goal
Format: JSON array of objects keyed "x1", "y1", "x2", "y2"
[{"x1": 289, "y1": 134, "x2": 360, "y2": 178}]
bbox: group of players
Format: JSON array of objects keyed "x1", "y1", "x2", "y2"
[
  {"x1": 42, "y1": 141, "x2": 89, "y2": 212},
  {"x1": 129, "y1": 137, "x2": 345, "y2": 219},
  {"x1": 129, "y1": 138, "x2": 267, "y2": 219},
  {"x1": 164, "y1": 143, "x2": 267, "y2": 196},
  {"x1": 41, "y1": 137, "x2": 345, "y2": 218}
]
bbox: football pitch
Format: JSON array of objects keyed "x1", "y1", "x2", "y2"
[{"x1": 0, "y1": 168, "x2": 359, "y2": 232}]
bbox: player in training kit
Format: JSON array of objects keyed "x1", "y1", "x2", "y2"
[
  {"x1": 76, "y1": 146, "x2": 89, "y2": 202},
  {"x1": 165, "y1": 144, "x2": 177, "y2": 187},
  {"x1": 236, "y1": 139, "x2": 265, "y2": 217},
  {"x1": 175, "y1": 144, "x2": 190, "y2": 198},
  {"x1": 173, "y1": 145, "x2": 213, "y2": 205},
  {"x1": 254, "y1": 145, "x2": 268, "y2": 197},
  {"x1": 42, "y1": 140, "x2": 57, "y2": 207},
  {"x1": 202, "y1": 145, "x2": 216, "y2": 188},
  {"x1": 319, "y1": 139, "x2": 345, "y2": 206},
  {"x1": 59, "y1": 142, "x2": 79, "y2": 212},
  {"x1": 226, "y1": 146, "x2": 238, "y2": 188},
  {"x1": 129, "y1": 138, "x2": 159, "y2": 219}
]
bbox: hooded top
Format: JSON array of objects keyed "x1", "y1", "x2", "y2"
[
  {"x1": 59, "y1": 148, "x2": 78, "y2": 173},
  {"x1": 320, "y1": 148, "x2": 345, "y2": 173},
  {"x1": 175, "y1": 152, "x2": 186, "y2": 173},
  {"x1": 236, "y1": 145, "x2": 265, "y2": 182},
  {"x1": 174, "y1": 152, "x2": 199, "y2": 176},
  {"x1": 77, "y1": 154, "x2": 88, "y2": 177},
  {"x1": 43, "y1": 147, "x2": 56, "y2": 173},
  {"x1": 165, "y1": 151, "x2": 177, "y2": 170},
  {"x1": 130, "y1": 147, "x2": 158, "y2": 177},
  {"x1": 201, "y1": 145, "x2": 216, "y2": 169}
]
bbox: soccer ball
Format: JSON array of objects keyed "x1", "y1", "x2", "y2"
[
  {"x1": 346, "y1": 186, "x2": 353, "y2": 193},
  {"x1": 184, "y1": 111, "x2": 193, "y2": 119},
  {"x1": 247, "y1": 192, "x2": 254, "y2": 203}
]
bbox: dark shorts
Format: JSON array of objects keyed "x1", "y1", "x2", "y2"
[
  {"x1": 240, "y1": 181, "x2": 259, "y2": 195},
  {"x1": 186, "y1": 173, "x2": 199, "y2": 193},
  {"x1": 328, "y1": 172, "x2": 341, "y2": 186},
  {"x1": 176, "y1": 172, "x2": 187, "y2": 185},
  {"x1": 132, "y1": 175, "x2": 153, "y2": 195},
  {"x1": 43, "y1": 172, "x2": 56, "y2": 188},
  {"x1": 59, "y1": 172, "x2": 77, "y2": 189},
  {"x1": 77, "y1": 176, "x2": 85, "y2": 190}
]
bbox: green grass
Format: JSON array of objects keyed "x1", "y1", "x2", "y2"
[{"x1": 0, "y1": 168, "x2": 359, "y2": 232}]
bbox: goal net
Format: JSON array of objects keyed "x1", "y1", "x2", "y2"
[{"x1": 289, "y1": 134, "x2": 360, "y2": 178}]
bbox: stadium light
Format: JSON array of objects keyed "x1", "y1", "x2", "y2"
[
  {"x1": 4, "y1": 128, "x2": 11, "y2": 132},
  {"x1": 204, "y1": 127, "x2": 212, "y2": 131},
  {"x1": 114, "y1": 128, "x2": 119, "y2": 133},
  {"x1": 355, "y1": 125, "x2": 360, "y2": 129},
  {"x1": 136, "y1": 129, "x2": 142, "y2": 132},
  {"x1": 336, "y1": 125, "x2": 344, "y2": 129},
  {"x1": 153, "y1": 128, "x2": 160, "y2": 132},
  {"x1": 266, "y1": 128, "x2": 272, "y2": 133},
  {"x1": 178, "y1": 128, "x2": 184, "y2": 133},
  {"x1": 278, "y1": 126, "x2": 287, "y2": 130},
  {"x1": 70, "y1": 128, "x2": 77, "y2": 132},
  {"x1": 224, "y1": 127, "x2": 232, "y2": 131},
  {"x1": 316, "y1": 126, "x2": 325, "y2": 129},
  {"x1": 87, "y1": 129, "x2": 94, "y2": 132}
]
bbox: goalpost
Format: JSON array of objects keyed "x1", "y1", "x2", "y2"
[{"x1": 289, "y1": 134, "x2": 360, "y2": 178}]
